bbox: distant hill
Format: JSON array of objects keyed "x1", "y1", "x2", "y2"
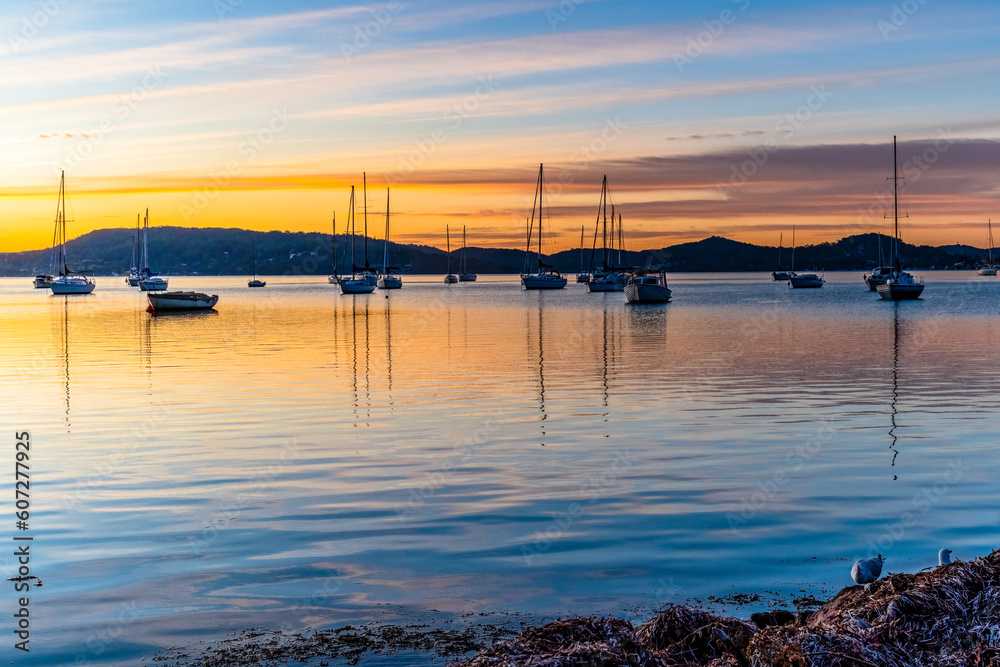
[{"x1": 0, "y1": 227, "x2": 988, "y2": 276}]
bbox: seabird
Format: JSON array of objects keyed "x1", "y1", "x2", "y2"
[
  {"x1": 939, "y1": 548, "x2": 952, "y2": 565},
  {"x1": 851, "y1": 554, "x2": 884, "y2": 585}
]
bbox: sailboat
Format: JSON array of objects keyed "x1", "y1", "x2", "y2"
[
  {"x1": 588, "y1": 176, "x2": 628, "y2": 292},
  {"x1": 521, "y1": 163, "x2": 567, "y2": 290},
  {"x1": 377, "y1": 188, "x2": 402, "y2": 289},
  {"x1": 340, "y1": 184, "x2": 377, "y2": 295},
  {"x1": 864, "y1": 234, "x2": 893, "y2": 291},
  {"x1": 575, "y1": 225, "x2": 590, "y2": 283},
  {"x1": 458, "y1": 225, "x2": 476, "y2": 282},
  {"x1": 977, "y1": 219, "x2": 997, "y2": 276},
  {"x1": 48, "y1": 171, "x2": 96, "y2": 295},
  {"x1": 34, "y1": 212, "x2": 60, "y2": 288},
  {"x1": 876, "y1": 136, "x2": 924, "y2": 301},
  {"x1": 787, "y1": 225, "x2": 825, "y2": 288},
  {"x1": 444, "y1": 225, "x2": 458, "y2": 283},
  {"x1": 126, "y1": 214, "x2": 140, "y2": 285},
  {"x1": 248, "y1": 238, "x2": 266, "y2": 287},
  {"x1": 328, "y1": 212, "x2": 341, "y2": 284},
  {"x1": 772, "y1": 233, "x2": 791, "y2": 281},
  {"x1": 138, "y1": 209, "x2": 168, "y2": 291}
]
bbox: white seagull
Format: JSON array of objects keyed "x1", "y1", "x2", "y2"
[
  {"x1": 851, "y1": 554, "x2": 884, "y2": 585},
  {"x1": 938, "y1": 548, "x2": 952, "y2": 565}
]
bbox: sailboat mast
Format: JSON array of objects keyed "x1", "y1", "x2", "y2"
[
  {"x1": 446, "y1": 225, "x2": 452, "y2": 274},
  {"x1": 893, "y1": 135, "x2": 899, "y2": 269},
  {"x1": 989, "y1": 219, "x2": 994, "y2": 265},
  {"x1": 778, "y1": 233, "x2": 782, "y2": 268},
  {"x1": 580, "y1": 225, "x2": 584, "y2": 272},
  {"x1": 462, "y1": 225, "x2": 467, "y2": 273},
  {"x1": 618, "y1": 213, "x2": 624, "y2": 266},
  {"x1": 58, "y1": 171, "x2": 66, "y2": 273},
  {"x1": 363, "y1": 172, "x2": 369, "y2": 268},
  {"x1": 350, "y1": 186, "x2": 356, "y2": 271},
  {"x1": 332, "y1": 211, "x2": 337, "y2": 275},
  {"x1": 383, "y1": 188, "x2": 390, "y2": 273},
  {"x1": 602, "y1": 176, "x2": 608, "y2": 269},
  {"x1": 538, "y1": 164, "x2": 544, "y2": 264},
  {"x1": 142, "y1": 208, "x2": 150, "y2": 272},
  {"x1": 791, "y1": 225, "x2": 796, "y2": 272}
]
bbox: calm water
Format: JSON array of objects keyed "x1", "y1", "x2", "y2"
[{"x1": 2, "y1": 272, "x2": 1000, "y2": 665}]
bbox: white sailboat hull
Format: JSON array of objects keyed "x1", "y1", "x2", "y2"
[
  {"x1": 33, "y1": 275, "x2": 54, "y2": 288},
  {"x1": 521, "y1": 274, "x2": 567, "y2": 289},
  {"x1": 139, "y1": 277, "x2": 169, "y2": 291},
  {"x1": 50, "y1": 277, "x2": 96, "y2": 294},
  {"x1": 378, "y1": 276, "x2": 402, "y2": 289},
  {"x1": 328, "y1": 275, "x2": 341, "y2": 284},
  {"x1": 789, "y1": 274, "x2": 824, "y2": 288},
  {"x1": 977, "y1": 267, "x2": 997, "y2": 276},
  {"x1": 458, "y1": 273, "x2": 477, "y2": 282},
  {"x1": 588, "y1": 276, "x2": 627, "y2": 292},
  {"x1": 444, "y1": 274, "x2": 458, "y2": 284},
  {"x1": 340, "y1": 279, "x2": 376, "y2": 294}
]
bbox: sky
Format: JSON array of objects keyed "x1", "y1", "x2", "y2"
[{"x1": 2, "y1": 0, "x2": 1000, "y2": 253}]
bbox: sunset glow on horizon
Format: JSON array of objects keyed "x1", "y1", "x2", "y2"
[{"x1": 4, "y1": 0, "x2": 1000, "y2": 253}]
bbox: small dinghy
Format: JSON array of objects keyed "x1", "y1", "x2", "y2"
[{"x1": 147, "y1": 291, "x2": 219, "y2": 311}]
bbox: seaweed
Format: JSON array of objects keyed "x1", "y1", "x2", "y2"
[{"x1": 457, "y1": 549, "x2": 1000, "y2": 667}]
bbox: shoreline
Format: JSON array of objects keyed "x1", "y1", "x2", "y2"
[{"x1": 154, "y1": 551, "x2": 1000, "y2": 666}]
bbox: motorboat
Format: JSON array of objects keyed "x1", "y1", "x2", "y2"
[
  {"x1": 864, "y1": 266, "x2": 893, "y2": 291},
  {"x1": 788, "y1": 273, "x2": 824, "y2": 288},
  {"x1": 786, "y1": 225, "x2": 824, "y2": 288},
  {"x1": 624, "y1": 270, "x2": 671, "y2": 303},
  {"x1": 139, "y1": 276, "x2": 169, "y2": 291}
]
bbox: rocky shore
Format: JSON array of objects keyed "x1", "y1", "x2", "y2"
[{"x1": 454, "y1": 549, "x2": 1000, "y2": 667}]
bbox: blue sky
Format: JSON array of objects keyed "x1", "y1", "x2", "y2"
[{"x1": 2, "y1": 0, "x2": 1000, "y2": 251}]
